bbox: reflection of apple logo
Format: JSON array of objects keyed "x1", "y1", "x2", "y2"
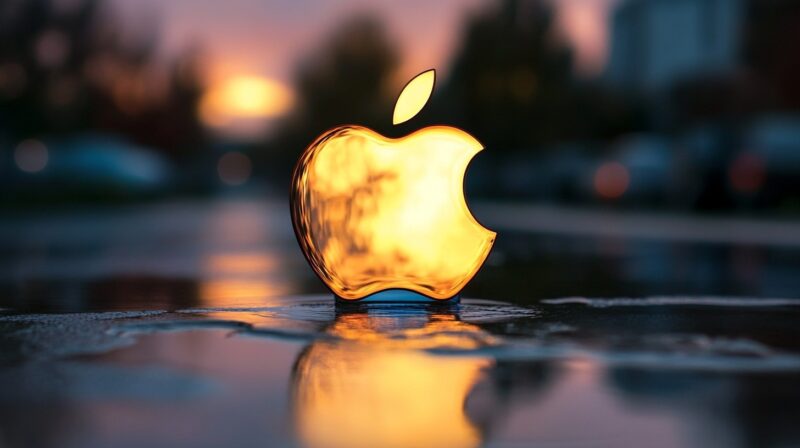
[
  {"x1": 291, "y1": 310, "x2": 493, "y2": 448},
  {"x1": 291, "y1": 69, "x2": 496, "y2": 301}
]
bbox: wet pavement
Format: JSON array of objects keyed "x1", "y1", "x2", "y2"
[{"x1": 1, "y1": 198, "x2": 799, "y2": 448}]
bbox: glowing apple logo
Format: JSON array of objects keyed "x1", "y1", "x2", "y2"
[{"x1": 291, "y1": 69, "x2": 495, "y2": 301}]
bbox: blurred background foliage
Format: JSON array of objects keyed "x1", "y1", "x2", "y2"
[
  {"x1": 1, "y1": 0, "x2": 799, "y2": 211},
  {"x1": 0, "y1": 0, "x2": 204, "y2": 158}
]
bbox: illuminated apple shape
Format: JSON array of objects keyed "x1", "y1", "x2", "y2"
[{"x1": 291, "y1": 69, "x2": 495, "y2": 301}]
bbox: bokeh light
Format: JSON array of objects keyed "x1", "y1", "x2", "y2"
[
  {"x1": 217, "y1": 151, "x2": 252, "y2": 186},
  {"x1": 14, "y1": 139, "x2": 49, "y2": 173},
  {"x1": 594, "y1": 161, "x2": 629, "y2": 200},
  {"x1": 729, "y1": 153, "x2": 765, "y2": 194},
  {"x1": 35, "y1": 29, "x2": 70, "y2": 69}
]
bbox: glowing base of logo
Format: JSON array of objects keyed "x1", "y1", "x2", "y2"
[{"x1": 335, "y1": 289, "x2": 460, "y2": 304}]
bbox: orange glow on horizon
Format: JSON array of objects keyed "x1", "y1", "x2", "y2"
[{"x1": 200, "y1": 75, "x2": 293, "y2": 128}]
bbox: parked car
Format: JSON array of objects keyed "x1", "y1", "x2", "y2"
[
  {"x1": 593, "y1": 134, "x2": 673, "y2": 205},
  {"x1": 4, "y1": 133, "x2": 173, "y2": 200},
  {"x1": 736, "y1": 115, "x2": 800, "y2": 207},
  {"x1": 673, "y1": 125, "x2": 735, "y2": 210}
]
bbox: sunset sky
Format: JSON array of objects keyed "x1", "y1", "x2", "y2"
[{"x1": 109, "y1": 0, "x2": 621, "y2": 132}]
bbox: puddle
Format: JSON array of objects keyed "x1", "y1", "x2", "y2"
[
  {"x1": 544, "y1": 296, "x2": 800, "y2": 307},
  {"x1": 2, "y1": 296, "x2": 800, "y2": 447}
]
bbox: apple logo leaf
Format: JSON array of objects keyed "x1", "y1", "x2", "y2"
[{"x1": 392, "y1": 69, "x2": 435, "y2": 125}]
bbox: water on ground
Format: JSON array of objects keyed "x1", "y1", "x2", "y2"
[{"x1": 1, "y1": 199, "x2": 799, "y2": 448}]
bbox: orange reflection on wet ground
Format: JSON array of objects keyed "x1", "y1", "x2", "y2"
[
  {"x1": 200, "y1": 252, "x2": 291, "y2": 308},
  {"x1": 204, "y1": 253, "x2": 278, "y2": 274},
  {"x1": 199, "y1": 279, "x2": 288, "y2": 305},
  {"x1": 292, "y1": 311, "x2": 494, "y2": 448}
]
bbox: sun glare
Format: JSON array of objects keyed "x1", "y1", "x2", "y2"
[{"x1": 200, "y1": 75, "x2": 293, "y2": 128}]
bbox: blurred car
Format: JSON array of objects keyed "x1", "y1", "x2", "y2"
[
  {"x1": 489, "y1": 144, "x2": 596, "y2": 202},
  {"x1": 593, "y1": 134, "x2": 674, "y2": 205},
  {"x1": 542, "y1": 144, "x2": 597, "y2": 203},
  {"x1": 494, "y1": 151, "x2": 547, "y2": 199},
  {"x1": 672, "y1": 124, "x2": 740, "y2": 210},
  {"x1": 734, "y1": 115, "x2": 800, "y2": 207},
  {"x1": 4, "y1": 133, "x2": 173, "y2": 200}
]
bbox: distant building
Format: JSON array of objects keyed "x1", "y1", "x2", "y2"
[{"x1": 606, "y1": 0, "x2": 744, "y2": 91}]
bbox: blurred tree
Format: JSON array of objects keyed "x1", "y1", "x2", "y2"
[
  {"x1": 442, "y1": 0, "x2": 573, "y2": 151},
  {"x1": 667, "y1": 0, "x2": 800, "y2": 128},
  {"x1": 0, "y1": 0, "x2": 204, "y2": 159},
  {"x1": 440, "y1": 0, "x2": 642, "y2": 153},
  {"x1": 743, "y1": 0, "x2": 800, "y2": 111},
  {"x1": 263, "y1": 16, "x2": 399, "y2": 181}
]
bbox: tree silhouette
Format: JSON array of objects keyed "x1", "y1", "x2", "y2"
[
  {"x1": 438, "y1": 0, "x2": 643, "y2": 154},
  {"x1": 263, "y1": 15, "x2": 399, "y2": 181},
  {"x1": 0, "y1": 0, "x2": 204, "y2": 159},
  {"x1": 442, "y1": 0, "x2": 574, "y2": 152},
  {"x1": 743, "y1": 0, "x2": 800, "y2": 111}
]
